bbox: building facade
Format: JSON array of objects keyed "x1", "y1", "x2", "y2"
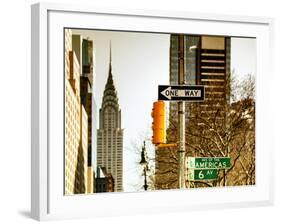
[
  {"x1": 65, "y1": 29, "x2": 89, "y2": 194},
  {"x1": 95, "y1": 166, "x2": 115, "y2": 193},
  {"x1": 79, "y1": 38, "x2": 95, "y2": 193},
  {"x1": 168, "y1": 35, "x2": 230, "y2": 124},
  {"x1": 96, "y1": 49, "x2": 124, "y2": 192},
  {"x1": 155, "y1": 34, "x2": 231, "y2": 189},
  {"x1": 65, "y1": 30, "x2": 96, "y2": 194}
]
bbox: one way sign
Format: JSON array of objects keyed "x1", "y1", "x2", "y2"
[{"x1": 158, "y1": 85, "x2": 205, "y2": 101}]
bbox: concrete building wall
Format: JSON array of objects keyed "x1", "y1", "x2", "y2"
[
  {"x1": 201, "y1": 36, "x2": 225, "y2": 50},
  {"x1": 64, "y1": 29, "x2": 90, "y2": 195},
  {"x1": 199, "y1": 35, "x2": 230, "y2": 119},
  {"x1": 65, "y1": 80, "x2": 81, "y2": 194},
  {"x1": 72, "y1": 35, "x2": 83, "y2": 75},
  {"x1": 69, "y1": 51, "x2": 80, "y2": 96},
  {"x1": 65, "y1": 29, "x2": 72, "y2": 80},
  {"x1": 87, "y1": 167, "x2": 94, "y2": 194},
  {"x1": 97, "y1": 127, "x2": 123, "y2": 192},
  {"x1": 92, "y1": 97, "x2": 98, "y2": 172},
  {"x1": 81, "y1": 105, "x2": 88, "y2": 192}
]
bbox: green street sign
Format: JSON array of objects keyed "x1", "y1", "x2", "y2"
[
  {"x1": 187, "y1": 157, "x2": 231, "y2": 170},
  {"x1": 187, "y1": 169, "x2": 218, "y2": 181}
]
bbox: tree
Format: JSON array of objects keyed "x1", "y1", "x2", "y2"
[
  {"x1": 127, "y1": 132, "x2": 156, "y2": 191},
  {"x1": 154, "y1": 73, "x2": 256, "y2": 189}
]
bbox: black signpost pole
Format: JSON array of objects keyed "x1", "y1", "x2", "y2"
[{"x1": 178, "y1": 34, "x2": 186, "y2": 189}]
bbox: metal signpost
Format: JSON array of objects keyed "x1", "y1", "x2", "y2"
[
  {"x1": 177, "y1": 35, "x2": 185, "y2": 189},
  {"x1": 156, "y1": 35, "x2": 231, "y2": 186},
  {"x1": 157, "y1": 35, "x2": 206, "y2": 189},
  {"x1": 157, "y1": 84, "x2": 205, "y2": 187}
]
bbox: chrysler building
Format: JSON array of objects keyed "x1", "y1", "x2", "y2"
[{"x1": 96, "y1": 46, "x2": 124, "y2": 192}]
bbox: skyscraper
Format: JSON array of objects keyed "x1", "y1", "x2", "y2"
[
  {"x1": 65, "y1": 31, "x2": 97, "y2": 194},
  {"x1": 168, "y1": 35, "x2": 230, "y2": 124},
  {"x1": 64, "y1": 30, "x2": 88, "y2": 194},
  {"x1": 96, "y1": 47, "x2": 124, "y2": 192},
  {"x1": 79, "y1": 38, "x2": 95, "y2": 194}
]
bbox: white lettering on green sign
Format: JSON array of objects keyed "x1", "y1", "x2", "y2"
[
  {"x1": 187, "y1": 157, "x2": 231, "y2": 170},
  {"x1": 187, "y1": 169, "x2": 218, "y2": 181}
]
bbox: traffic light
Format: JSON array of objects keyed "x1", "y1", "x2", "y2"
[{"x1": 151, "y1": 101, "x2": 166, "y2": 144}]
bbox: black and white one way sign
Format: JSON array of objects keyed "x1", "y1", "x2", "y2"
[{"x1": 158, "y1": 85, "x2": 205, "y2": 101}]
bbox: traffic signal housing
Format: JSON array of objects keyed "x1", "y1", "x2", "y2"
[{"x1": 151, "y1": 101, "x2": 166, "y2": 145}]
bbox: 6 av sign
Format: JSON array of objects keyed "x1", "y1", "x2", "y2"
[
  {"x1": 158, "y1": 85, "x2": 205, "y2": 101},
  {"x1": 187, "y1": 169, "x2": 218, "y2": 181},
  {"x1": 187, "y1": 157, "x2": 231, "y2": 181}
]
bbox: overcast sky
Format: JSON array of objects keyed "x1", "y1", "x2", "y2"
[{"x1": 72, "y1": 29, "x2": 256, "y2": 192}]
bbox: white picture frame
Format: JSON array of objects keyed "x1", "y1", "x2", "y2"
[{"x1": 31, "y1": 2, "x2": 274, "y2": 221}]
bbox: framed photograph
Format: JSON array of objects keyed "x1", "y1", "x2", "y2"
[{"x1": 31, "y1": 2, "x2": 274, "y2": 221}]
